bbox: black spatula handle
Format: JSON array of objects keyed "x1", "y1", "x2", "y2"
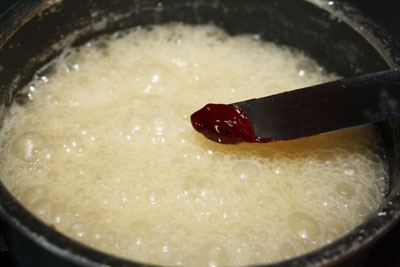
[{"x1": 234, "y1": 69, "x2": 400, "y2": 141}]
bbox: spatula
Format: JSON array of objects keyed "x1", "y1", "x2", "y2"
[{"x1": 191, "y1": 68, "x2": 400, "y2": 144}]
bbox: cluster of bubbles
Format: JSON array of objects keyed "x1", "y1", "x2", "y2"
[{"x1": 0, "y1": 24, "x2": 387, "y2": 266}]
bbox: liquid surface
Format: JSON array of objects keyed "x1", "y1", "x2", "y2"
[{"x1": 0, "y1": 24, "x2": 387, "y2": 266}]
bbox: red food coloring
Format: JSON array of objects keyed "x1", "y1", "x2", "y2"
[{"x1": 190, "y1": 104, "x2": 272, "y2": 144}]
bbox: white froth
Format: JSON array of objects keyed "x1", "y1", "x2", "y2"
[{"x1": 0, "y1": 24, "x2": 386, "y2": 266}]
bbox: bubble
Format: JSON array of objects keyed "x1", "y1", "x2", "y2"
[
  {"x1": 148, "y1": 191, "x2": 162, "y2": 204},
  {"x1": 278, "y1": 242, "x2": 296, "y2": 260},
  {"x1": 232, "y1": 161, "x2": 260, "y2": 179},
  {"x1": 124, "y1": 114, "x2": 149, "y2": 135},
  {"x1": 136, "y1": 64, "x2": 175, "y2": 93},
  {"x1": 257, "y1": 195, "x2": 274, "y2": 208},
  {"x1": 20, "y1": 185, "x2": 49, "y2": 205},
  {"x1": 68, "y1": 204, "x2": 83, "y2": 217},
  {"x1": 65, "y1": 52, "x2": 83, "y2": 71},
  {"x1": 288, "y1": 212, "x2": 321, "y2": 240},
  {"x1": 69, "y1": 222, "x2": 86, "y2": 238},
  {"x1": 355, "y1": 205, "x2": 371, "y2": 217},
  {"x1": 211, "y1": 153, "x2": 225, "y2": 164},
  {"x1": 31, "y1": 198, "x2": 52, "y2": 216},
  {"x1": 333, "y1": 148, "x2": 349, "y2": 160},
  {"x1": 336, "y1": 182, "x2": 356, "y2": 199},
  {"x1": 177, "y1": 105, "x2": 193, "y2": 119},
  {"x1": 50, "y1": 96, "x2": 61, "y2": 105},
  {"x1": 182, "y1": 148, "x2": 205, "y2": 161},
  {"x1": 344, "y1": 168, "x2": 356, "y2": 176},
  {"x1": 11, "y1": 132, "x2": 47, "y2": 162},
  {"x1": 49, "y1": 202, "x2": 67, "y2": 223},
  {"x1": 93, "y1": 237, "x2": 113, "y2": 250},
  {"x1": 274, "y1": 166, "x2": 283, "y2": 175},
  {"x1": 85, "y1": 211, "x2": 102, "y2": 220},
  {"x1": 129, "y1": 220, "x2": 154, "y2": 234},
  {"x1": 296, "y1": 59, "x2": 320, "y2": 74},
  {"x1": 86, "y1": 222, "x2": 107, "y2": 240},
  {"x1": 170, "y1": 252, "x2": 187, "y2": 266},
  {"x1": 199, "y1": 242, "x2": 228, "y2": 267},
  {"x1": 47, "y1": 170, "x2": 59, "y2": 180},
  {"x1": 249, "y1": 243, "x2": 264, "y2": 262},
  {"x1": 63, "y1": 134, "x2": 85, "y2": 157},
  {"x1": 152, "y1": 116, "x2": 168, "y2": 135},
  {"x1": 169, "y1": 224, "x2": 189, "y2": 234},
  {"x1": 329, "y1": 223, "x2": 345, "y2": 236},
  {"x1": 323, "y1": 231, "x2": 339, "y2": 244},
  {"x1": 181, "y1": 175, "x2": 215, "y2": 201},
  {"x1": 315, "y1": 150, "x2": 335, "y2": 164}
]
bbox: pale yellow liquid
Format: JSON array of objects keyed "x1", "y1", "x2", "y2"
[{"x1": 0, "y1": 24, "x2": 386, "y2": 266}]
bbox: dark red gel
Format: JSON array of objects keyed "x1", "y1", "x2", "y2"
[{"x1": 191, "y1": 104, "x2": 271, "y2": 144}]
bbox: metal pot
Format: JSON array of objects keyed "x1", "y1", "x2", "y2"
[{"x1": 0, "y1": 0, "x2": 399, "y2": 266}]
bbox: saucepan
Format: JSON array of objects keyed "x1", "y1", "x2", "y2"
[{"x1": 0, "y1": 0, "x2": 399, "y2": 266}]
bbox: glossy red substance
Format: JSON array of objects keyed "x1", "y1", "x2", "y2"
[{"x1": 191, "y1": 104, "x2": 272, "y2": 144}]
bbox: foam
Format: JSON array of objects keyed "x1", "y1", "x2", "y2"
[{"x1": 0, "y1": 24, "x2": 387, "y2": 266}]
